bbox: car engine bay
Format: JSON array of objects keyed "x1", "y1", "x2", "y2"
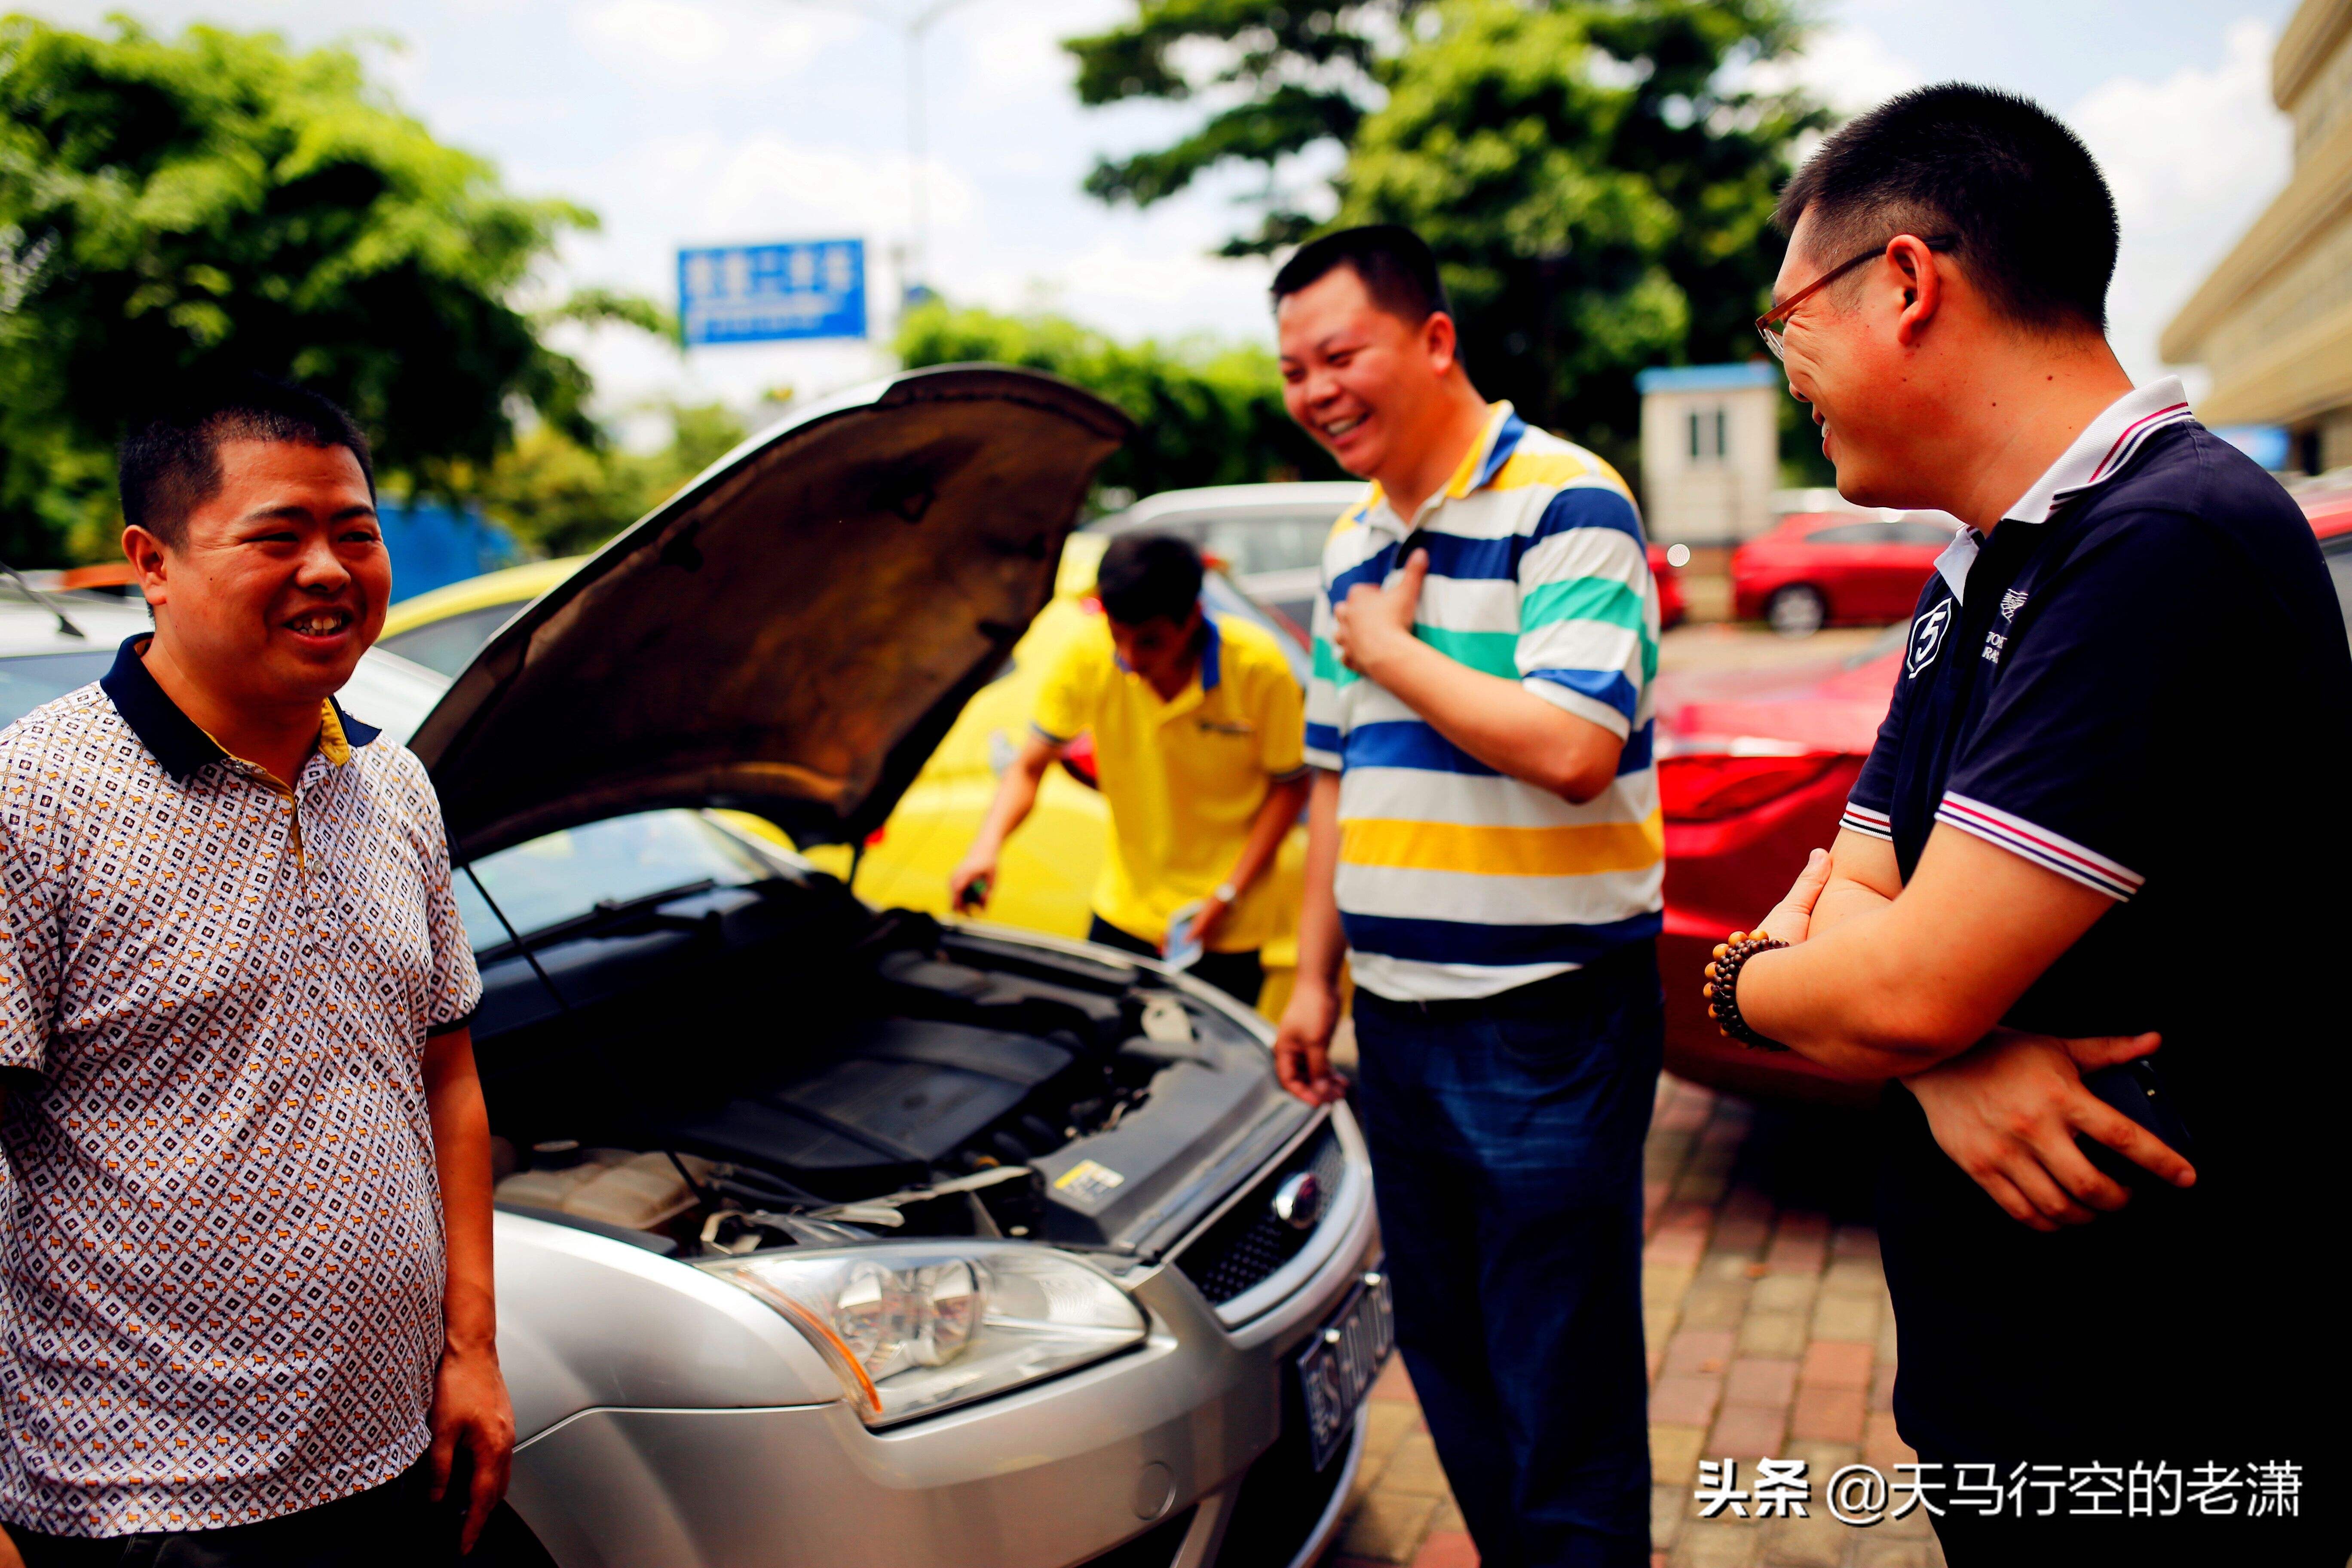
[{"x1": 473, "y1": 874, "x2": 1309, "y2": 1263}]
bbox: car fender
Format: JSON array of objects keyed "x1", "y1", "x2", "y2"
[
  {"x1": 495, "y1": 1210, "x2": 841, "y2": 1440},
  {"x1": 502, "y1": 1271, "x2": 1283, "y2": 1568}
]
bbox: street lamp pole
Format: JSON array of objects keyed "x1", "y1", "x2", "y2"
[
  {"x1": 903, "y1": 0, "x2": 976, "y2": 302},
  {"x1": 781, "y1": 0, "x2": 979, "y2": 304}
]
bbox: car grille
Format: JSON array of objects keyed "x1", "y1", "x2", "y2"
[{"x1": 1174, "y1": 1123, "x2": 1345, "y2": 1307}]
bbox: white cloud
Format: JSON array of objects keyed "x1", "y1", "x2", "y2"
[
  {"x1": 2073, "y1": 21, "x2": 2280, "y2": 232},
  {"x1": 1052, "y1": 242, "x2": 1261, "y2": 306},
  {"x1": 695, "y1": 135, "x2": 979, "y2": 241},
  {"x1": 961, "y1": 0, "x2": 1101, "y2": 101},
  {"x1": 2069, "y1": 19, "x2": 2286, "y2": 382},
  {"x1": 937, "y1": 224, "x2": 1274, "y2": 352},
  {"x1": 1749, "y1": 19, "x2": 2286, "y2": 387},
  {"x1": 550, "y1": 126, "x2": 977, "y2": 254},
  {"x1": 574, "y1": 0, "x2": 859, "y2": 87},
  {"x1": 581, "y1": 0, "x2": 726, "y2": 65},
  {"x1": 352, "y1": 31, "x2": 432, "y2": 113},
  {"x1": 1752, "y1": 26, "x2": 1923, "y2": 116}
]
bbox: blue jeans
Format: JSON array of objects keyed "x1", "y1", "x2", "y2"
[{"x1": 1351, "y1": 943, "x2": 1663, "y2": 1568}]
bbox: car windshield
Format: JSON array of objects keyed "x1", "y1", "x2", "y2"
[
  {"x1": 1193, "y1": 513, "x2": 1337, "y2": 577},
  {"x1": 0, "y1": 651, "x2": 120, "y2": 730},
  {"x1": 379, "y1": 602, "x2": 524, "y2": 677},
  {"x1": 454, "y1": 809, "x2": 777, "y2": 951},
  {"x1": 1202, "y1": 574, "x2": 1311, "y2": 685}
]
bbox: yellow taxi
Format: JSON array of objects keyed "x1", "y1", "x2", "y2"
[
  {"x1": 378, "y1": 536, "x2": 1311, "y2": 1012},
  {"x1": 378, "y1": 558, "x2": 584, "y2": 675}
]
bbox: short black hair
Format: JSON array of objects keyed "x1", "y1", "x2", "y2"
[
  {"x1": 1096, "y1": 532, "x2": 1203, "y2": 626},
  {"x1": 1773, "y1": 84, "x2": 2117, "y2": 330},
  {"x1": 1271, "y1": 224, "x2": 1449, "y2": 323},
  {"x1": 118, "y1": 373, "x2": 375, "y2": 550}
]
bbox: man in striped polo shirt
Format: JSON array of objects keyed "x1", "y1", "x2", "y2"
[{"x1": 1271, "y1": 226, "x2": 1662, "y2": 1567}]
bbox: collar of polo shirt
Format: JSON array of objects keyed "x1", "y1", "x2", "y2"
[
  {"x1": 1109, "y1": 605, "x2": 1223, "y2": 693},
  {"x1": 98, "y1": 633, "x2": 380, "y2": 785},
  {"x1": 1932, "y1": 376, "x2": 2199, "y2": 603},
  {"x1": 1358, "y1": 401, "x2": 1521, "y2": 528}
]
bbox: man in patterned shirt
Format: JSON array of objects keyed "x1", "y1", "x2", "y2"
[
  {"x1": 0, "y1": 377, "x2": 507, "y2": 1565},
  {"x1": 1270, "y1": 227, "x2": 1663, "y2": 1566}
]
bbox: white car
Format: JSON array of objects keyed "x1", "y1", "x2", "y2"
[
  {"x1": 0, "y1": 585, "x2": 448, "y2": 741},
  {"x1": 1086, "y1": 483, "x2": 1364, "y2": 636}
]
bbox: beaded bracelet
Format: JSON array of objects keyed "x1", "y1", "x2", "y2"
[{"x1": 1703, "y1": 931, "x2": 1791, "y2": 1052}]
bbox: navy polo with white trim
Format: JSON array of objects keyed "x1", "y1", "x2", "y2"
[{"x1": 1843, "y1": 378, "x2": 2352, "y2": 1495}]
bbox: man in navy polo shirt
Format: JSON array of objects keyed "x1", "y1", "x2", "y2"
[{"x1": 1712, "y1": 87, "x2": 2352, "y2": 1565}]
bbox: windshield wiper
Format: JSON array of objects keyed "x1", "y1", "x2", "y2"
[
  {"x1": 470, "y1": 878, "x2": 723, "y2": 962},
  {"x1": 0, "y1": 557, "x2": 88, "y2": 640}
]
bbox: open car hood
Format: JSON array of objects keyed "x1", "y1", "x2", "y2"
[{"x1": 411, "y1": 365, "x2": 1132, "y2": 862}]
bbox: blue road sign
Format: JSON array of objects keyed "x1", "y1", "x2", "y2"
[
  {"x1": 679, "y1": 239, "x2": 867, "y2": 345},
  {"x1": 2212, "y1": 424, "x2": 2291, "y2": 472}
]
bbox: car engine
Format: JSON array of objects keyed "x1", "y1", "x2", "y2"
[{"x1": 473, "y1": 884, "x2": 1305, "y2": 1262}]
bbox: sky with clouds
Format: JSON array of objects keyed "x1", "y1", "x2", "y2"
[{"x1": 21, "y1": 0, "x2": 2304, "y2": 431}]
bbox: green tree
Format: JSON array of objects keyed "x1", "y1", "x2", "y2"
[
  {"x1": 897, "y1": 299, "x2": 1337, "y2": 504},
  {"x1": 1069, "y1": 0, "x2": 1429, "y2": 253},
  {"x1": 0, "y1": 16, "x2": 637, "y2": 561},
  {"x1": 452, "y1": 399, "x2": 750, "y2": 560},
  {"x1": 1066, "y1": 0, "x2": 1825, "y2": 468}
]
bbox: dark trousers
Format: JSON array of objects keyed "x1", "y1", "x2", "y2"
[
  {"x1": 5, "y1": 1460, "x2": 461, "y2": 1568},
  {"x1": 1352, "y1": 942, "x2": 1663, "y2": 1568},
  {"x1": 1086, "y1": 914, "x2": 1264, "y2": 1008}
]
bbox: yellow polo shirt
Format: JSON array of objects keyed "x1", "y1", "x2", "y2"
[{"x1": 1033, "y1": 611, "x2": 1306, "y2": 952}]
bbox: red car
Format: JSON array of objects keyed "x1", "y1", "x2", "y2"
[
  {"x1": 1648, "y1": 542, "x2": 1688, "y2": 630},
  {"x1": 1732, "y1": 511, "x2": 1960, "y2": 636},
  {"x1": 1657, "y1": 486, "x2": 2352, "y2": 1102}
]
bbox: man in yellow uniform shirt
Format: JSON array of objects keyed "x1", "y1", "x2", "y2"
[{"x1": 950, "y1": 533, "x2": 1311, "y2": 1006}]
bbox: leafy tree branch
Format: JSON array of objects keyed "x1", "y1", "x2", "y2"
[{"x1": 0, "y1": 17, "x2": 659, "y2": 560}]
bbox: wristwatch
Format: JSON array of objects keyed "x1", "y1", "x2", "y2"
[{"x1": 1212, "y1": 882, "x2": 1239, "y2": 905}]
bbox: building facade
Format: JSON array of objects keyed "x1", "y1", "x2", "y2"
[
  {"x1": 1635, "y1": 361, "x2": 1783, "y2": 546},
  {"x1": 2162, "y1": 0, "x2": 2352, "y2": 474}
]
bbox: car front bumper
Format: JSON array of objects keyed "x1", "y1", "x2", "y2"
[{"x1": 506, "y1": 1108, "x2": 1383, "y2": 1568}]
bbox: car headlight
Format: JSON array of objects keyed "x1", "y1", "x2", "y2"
[{"x1": 701, "y1": 1242, "x2": 1148, "y2": 1425}]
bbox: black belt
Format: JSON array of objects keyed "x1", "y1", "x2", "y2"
[{"x1": 1352, "y1": 939, "x2": 1652, "y2": 1024}]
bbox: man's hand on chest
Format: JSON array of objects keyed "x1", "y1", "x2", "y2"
[{"x1": 1331, "y1": 547, "x2": 1430, "y2": 683}]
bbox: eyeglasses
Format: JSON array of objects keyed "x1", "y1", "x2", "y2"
[{"x1": 1755, "y1": 235, "x2": 1959, "y2": 361}]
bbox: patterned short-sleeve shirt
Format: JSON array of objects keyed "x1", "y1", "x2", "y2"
[{"x1": 0, "y1": 637, "x2": 482, "y2": 1537}]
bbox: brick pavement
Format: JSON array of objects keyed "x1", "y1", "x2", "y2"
[{"x1": 1326, "y1": 1075, "x2": 1947, "y2": 1568}]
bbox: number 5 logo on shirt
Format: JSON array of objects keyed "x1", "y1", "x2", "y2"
[{"x1": 1906, "y1": 599, "x2": 1954, "y2": 679}]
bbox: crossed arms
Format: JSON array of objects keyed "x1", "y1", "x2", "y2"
[{"x1": 1737, "y1": 827, "x2": 2194, "y2": 1230}]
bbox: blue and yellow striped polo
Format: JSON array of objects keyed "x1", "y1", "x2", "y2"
[{"x1": 1302, "y1": 401, "x2": 1664, "y2": 1002}]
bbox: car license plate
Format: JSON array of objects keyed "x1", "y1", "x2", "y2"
[{"x1": 1296, "y1": 1270, "x2": 1395, "y2": 1473}]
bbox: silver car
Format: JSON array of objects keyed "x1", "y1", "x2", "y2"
[
  {"x1": 1086, "y1": 483, "x2": 1365, "y2": 636},
  {"x1": 52, "y1": 367, "x2": 1374, "y2": 1568}
]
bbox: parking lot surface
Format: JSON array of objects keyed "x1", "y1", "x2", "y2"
[
  {"x1": 1656, "y1": 622, "x2": 1888, "y2": 676},
  {"x1": 1326, "y1": 1075, "x2": 1944, "y2": 1568}
]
